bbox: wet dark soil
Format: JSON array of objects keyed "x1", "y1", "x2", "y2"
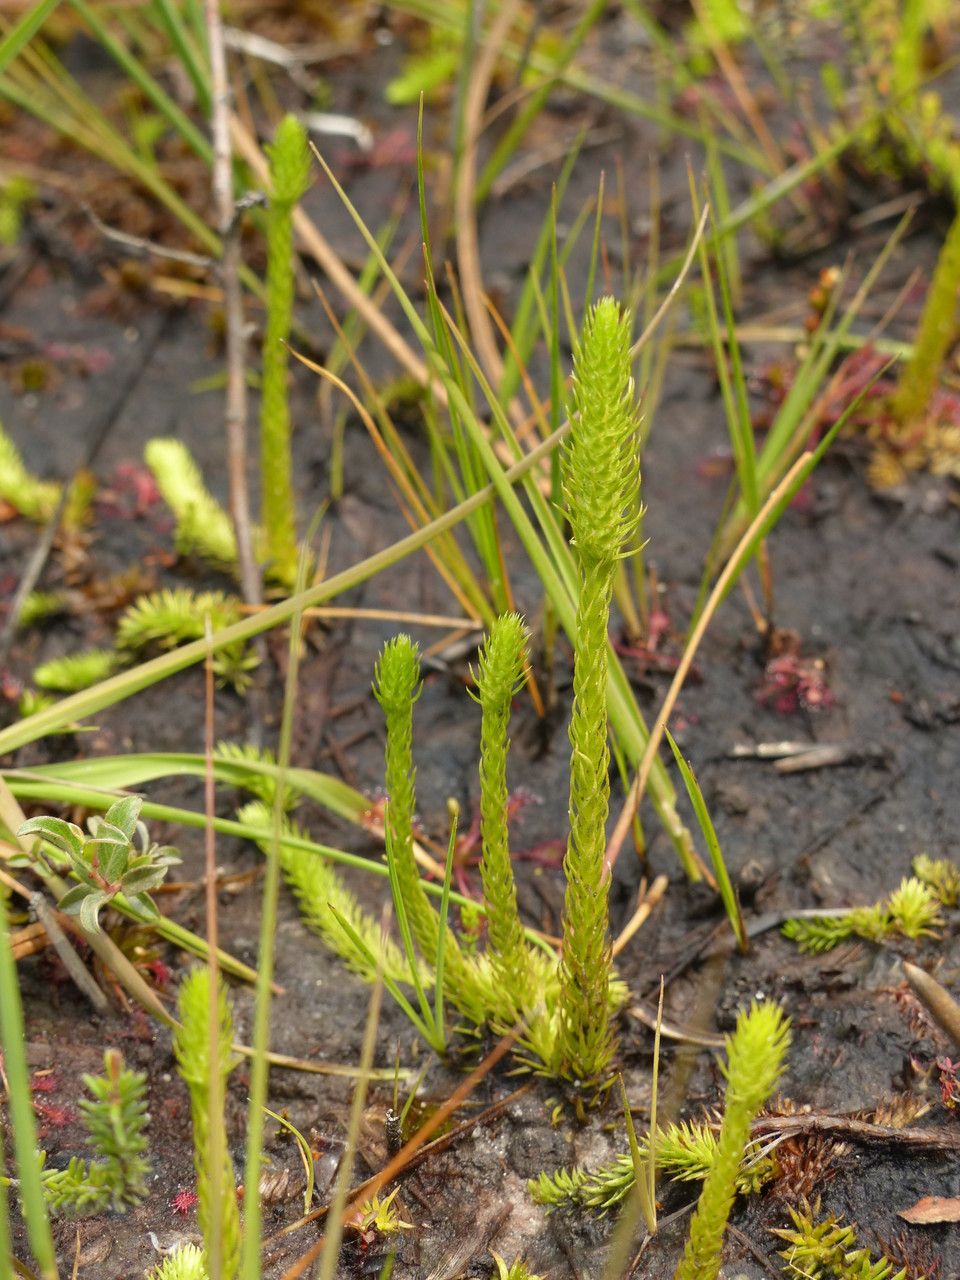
[{"x1": 2, "y1": 9, "x2": 960, "y2": 1279}]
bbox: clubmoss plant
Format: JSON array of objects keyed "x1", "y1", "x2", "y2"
[
  {"x1": 783, "y1": 875, "x2": 944, "y2": 953},
  {"x1": 913, "y1": 852, "x2": 960, "y2": 907},
  {"x1": 173, "y1": 969, "x2": 241, "y2": 1280},
  {"x1": 117, "y1": 588, "x2": 258, "y2": 691},
  {"x1": 39, "y1": 1049, "x2": 150, "y2": 1214},
  {"x1": 530, "y1": 1118, "x2": 777, "y2": 1215},
  {"x1": 473, "y1": 612, "x2": 539, "y2": 1010},
  {"x1": 890, "y1": 210, "x2": 960, "y2": 428},
  {"x1": 674, "y1": 1000, "x2": 791, "y2": 1280},
  {"x1": 556, "y1": 296, "x2": 642, "y2": 1093},
  {"x1": 33, "y1": 649, "x2": 117, "y2": 693},
  {"x1": 0, "y1": 419, "x2": 60, "y2": 521},
  {"x1": 145, "y1": 437, "x2": 238, "y2": 569},
  {"x1": 491, "y1": 1255, "x2": 544, "y2": 1280},
  {"x1": 18, "y1": 591, "x2": 68, "y2": 629},
  {"x1": 260, "y1": 114, "x2": 312, "y2": 589},
  {"x1": 237, "y1": 799, "x2": 416, "y2": 987},
  {"x1": 774, "y1": 1200, "x2": 909, "y2": 1280},
  {"x1": 146, "y1": 1244, "x2": 209, "y2": 1280},
  {"x1": 373, "y1": 635, "x2": 438, "y2": 959}
]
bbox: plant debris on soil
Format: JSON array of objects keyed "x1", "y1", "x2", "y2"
[{"x1": 2, "y1": 4, "x2": 960, "y2": 1279}]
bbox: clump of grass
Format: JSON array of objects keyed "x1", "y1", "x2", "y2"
[
  {"x1": 0, "y1": 419, "x2": 60, "y2": 521},
  {"x1": 782, "y1": 875, "x2": 944, "y2": 953},
  {"x1": 260, "y1": 114, "x2": 312, "y2": 589},
  {"x1": 173, "y1": 970, "x2": 241, "y2": 1280},
  {"x1": 144, "y1": 437, "x2": 238, "y2": 569},
  {"x1": 674, "y1": 1000, "x2": 790, "y2": 1280},
  {"x1": 556, "y1": 297, "x2": 641, "y2": 1094},
  {"x1": 39, "y1": 1050, "x2": 150, "y2": 1215}
]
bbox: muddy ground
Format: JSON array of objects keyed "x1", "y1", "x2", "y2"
[{"x1": 2, "y1": 9, "x2": 960, "y2": 1279}]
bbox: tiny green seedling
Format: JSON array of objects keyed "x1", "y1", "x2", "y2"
[{"x1": 18, "y1": 796, "x2": 180, "y2": 932}]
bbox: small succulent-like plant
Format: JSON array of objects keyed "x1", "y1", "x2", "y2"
[
  {"x1": 18, "y1": 795, "x2": 180, "y2": 932},
  {"x1": 491, "y1": 1254, "x2": 544, "y2": 1280}
]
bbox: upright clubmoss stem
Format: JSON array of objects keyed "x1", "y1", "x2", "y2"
[
  {"x1": 373, "y1": 636, "x2": 438, "y2": 957},
  {"x1": 673, "y1": 1000, "x2": 791, "y2": 1280},
  {"x1": 557, "y1": 298, "x2": 642, "y2": 1093},
  {"x1": 474, "y1": 612, "x2": 533, "y2": 1008},
  {"x1": 261, "y1": 115, "x2": 311, "y2": 588},
  {"x1": 173, "y1": 969, "x2": 241, "y2": 1280},
  {"x1": 891, "y1": 208, "x2": 960, "y2": 427}
]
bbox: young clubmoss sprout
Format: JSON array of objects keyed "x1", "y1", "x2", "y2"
[
  {"x1": 556, "y1": 297, "x2": 642, "y2": 1093},
  {"x1": 0, "y1": 419, "x2": 60, "y2": 521},
  {"x1": 674, "y1": 1000, "x2": 791, "y2": 1280},
  {"x1": 261, "y1": 114, "x2": 312, "y2": 589},
  {"x1": 144, "y1": 438, "x2": 238, "y2": 569},
  {"x1": 473, "y1": 612, "x2": 537, "y2": 1009},
  {"x1": 173, "y1": 970, "x2": 241, "y2": 1280},
  {"x1": 146, "y1": 1244, "x2": 209, "y2": 1280}
]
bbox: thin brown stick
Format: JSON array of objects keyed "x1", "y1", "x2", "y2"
[
  {"x1": 753, "y1": 1114, "x2": 960, "y2": 1151},
  {"x1": 205, "y1": 0, "x2": 261, "y2": 620},
  {"x1": 203, "y1": 620, "x2": 226, "y2": 1280}
]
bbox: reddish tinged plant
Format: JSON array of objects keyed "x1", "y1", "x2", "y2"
[
  {"x1": 170, "y1": 1187, "x2": 199, "y2": 1215},
  {"x1": 755, "y1": 631, "x2": 834, "y2": 715},
  {"x1": 936, "y1": 1057, "x2": 960, "y2": 1109}
]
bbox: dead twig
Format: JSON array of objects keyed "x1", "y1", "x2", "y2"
[
  {"x1": 753, "y1": 1113, "x2": 960, "y2": 1151},
  {"x1": 204, "y1": 0, "x2": 262, "y2": 653}
]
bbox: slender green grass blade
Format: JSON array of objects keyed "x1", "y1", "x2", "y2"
[
  {"x1": 0, "y1": 0, "x2": 61, "y2": 76},
  {"x1": 665, "y1": 730, "x2": 746, "y2": 951},
  {"x1": 0, "y1": 433, "x2": 560, "y2": 756},
  {"x1": 0, "y1": 895, "x2": 57, "y2": 1278}
]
